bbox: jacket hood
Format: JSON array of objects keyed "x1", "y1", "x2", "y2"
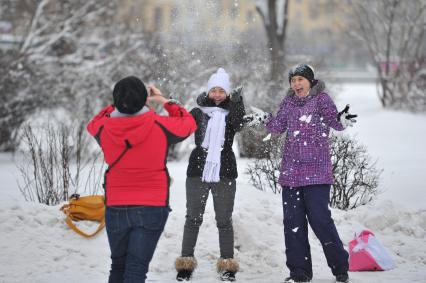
[
  {"x1": 87, "y1": 105, "x2": 156, "y2": 146},
  {"x1": 286, "y1": 80, "x2": 326, "y2": 106}
]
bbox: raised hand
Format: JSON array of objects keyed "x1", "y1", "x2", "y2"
[
  {"x1": 229, "y1": 85, "x2": 243, "y2": 102},
  {"x1": 338, "y1": 104, "x2": 358, "y2": 128},
  {"x1": 196, "y1": 91, "x2": 208, "y2": 106},
  {"x1": 147, "y1": 85, "x2": 169, "y2": 105},
  {"x1": 148, "y1": 85, "x2": 162, "y2": 96}
]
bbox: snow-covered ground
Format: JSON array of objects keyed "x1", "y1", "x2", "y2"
[{"x1": 0, "y1": 83, "x2": 425, "y2": 283}]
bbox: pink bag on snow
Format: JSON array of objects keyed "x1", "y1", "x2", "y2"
[{"x1": 349, "y1": 229, "x2": 395, "y2": 271}]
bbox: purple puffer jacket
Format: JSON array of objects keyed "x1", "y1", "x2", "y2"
[{"x1": 266, "y1": 80, "x2": 344, "y2": 188}]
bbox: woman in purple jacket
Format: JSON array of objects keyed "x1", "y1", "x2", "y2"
[{"x1": 265, "y1": 64, "x2": 356, "y2": 283}]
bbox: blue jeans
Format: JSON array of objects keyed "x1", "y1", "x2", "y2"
[
  {"x1": 282, "y1": 185, "x2": 349, "y2": 278},
  {"x1": 106, "y1": 206, "x2": 170, "y2": 283}
]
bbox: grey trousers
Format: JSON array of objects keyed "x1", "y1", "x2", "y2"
[{"x1": 181, "y1": 177, "x2": 237, "y2": 259}]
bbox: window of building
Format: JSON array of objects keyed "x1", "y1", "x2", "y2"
[
  {"x1": 246, "y1": 10, "x2": 254, "y2": 22},
  {"x1": 171, "y1": 6, "x2": 179, "y2": 20},
  {"x1": 324, "y1": 1, "x2": 335, "y2": 15},
  {"x1": 230, "y1": 5, "x2": 239, "y2": 19},
  {"x1": 154, "y1": 7, "x2": 163, "y2": 31},
  {"x1": 309, "y1": 4, "x2": 318, "y2": 19},
  {"x1": 216, "y1": 0, "x2": 223, "y2": 14}
]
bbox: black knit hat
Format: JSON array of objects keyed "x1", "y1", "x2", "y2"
[
  {"x1": 112, "y1": 76, "x2": 148, "y2": 114},
  {"x1": 288, "y1": 64, "x2": 316, "y2": 85}
]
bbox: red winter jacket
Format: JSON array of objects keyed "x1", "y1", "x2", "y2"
[{"x1": 87, "y1": 102, "x2": 197, "y2": 206}]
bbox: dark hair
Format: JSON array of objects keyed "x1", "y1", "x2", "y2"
[{"x1": 112, "y1": 76, "x2": 148, "y2": 114}]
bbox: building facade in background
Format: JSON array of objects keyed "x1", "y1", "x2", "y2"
[
  {"x1": 117, "y1": 0, "x2": 348, "y2": 45},
  {"x1": 1, "y1": 0, "x2": 348, "y2": 50}
]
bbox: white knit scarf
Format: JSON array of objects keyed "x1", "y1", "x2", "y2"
[{"x1": 200, "y1": 106, "x2": 229, "y2": 183}]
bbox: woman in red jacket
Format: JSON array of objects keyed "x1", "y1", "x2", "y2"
[{"x1": 87, "y1": 76, "x2": 197, "y2": 283}]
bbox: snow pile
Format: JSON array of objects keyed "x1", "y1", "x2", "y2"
[{"x1": 0, "y1": 161, "x2": 425, "y2": 282}]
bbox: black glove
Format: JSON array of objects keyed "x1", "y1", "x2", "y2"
[
  {"x1": 229, "y1": 85, "x2": 243, "y2": 102},
  {"x1": 338, "y1": 104, "x2": 358, "y2": 128},
  {"x1": 196, "y1": 91, "x2": 208, "y2": 106}
]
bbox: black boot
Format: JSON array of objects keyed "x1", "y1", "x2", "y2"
[
  {"x1": 176, "y1": 269, "x2": 193, "y2": 281},
  {"x1": 284, "y1": 274, "x2": 312, "y2": 282},
  {"x1": 335, "y1": 273, "x2": 349, "y2": 283},
  {"x1": 175, "y1": 256, "x2": 197, "y2": 281},
  {"x1": 220, "y1": 270, "x2": 236, "y2": 281},
  {"x1": 217, "y1": 258, "x2": 239, "y2": 282}
]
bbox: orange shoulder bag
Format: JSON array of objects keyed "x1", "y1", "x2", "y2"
[{"x1": 60, "y1": 194, "x2": 105, "y2": 238}]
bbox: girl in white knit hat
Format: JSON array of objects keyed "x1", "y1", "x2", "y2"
[{"x1": 175, "y1": 68, "x2": 245, "y2": 282}]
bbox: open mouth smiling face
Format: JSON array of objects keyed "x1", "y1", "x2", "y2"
[{"x1": 290, "y1": 75, "x2": 311, "y2": 98}]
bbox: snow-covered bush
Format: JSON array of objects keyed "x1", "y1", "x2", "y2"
[
  {"x1": 17, "y1": 122, "x2": 104, "y2": 205},
  {"x1": 0, "y1": 0, "x2": 115, "y2": 151},
  {"x1": 329, "y1": 134, "x2": 381, "y2": 210},
  {"x1": 246, "y1": 134, "x2": 381, "y2": 210},
  {"x1": 245, "y1": 133, "x2": 284, "y2": 194}
]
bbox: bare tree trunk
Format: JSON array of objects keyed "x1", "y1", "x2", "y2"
[
  {"x1": 255, "y1": 0, "x2": 289, "y2": 82},
  {"x1": 383, "y1": 0, "x2": 398, "y2": 103}
]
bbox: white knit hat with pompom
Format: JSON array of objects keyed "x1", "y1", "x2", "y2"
[{"x1": 207, "y1": 68, "x2": 231, "y2": 94}]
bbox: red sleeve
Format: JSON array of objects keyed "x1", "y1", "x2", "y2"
[
  {"x1": 155, "y1": 103, "x2": 197, "y2": 144},
  {"x1": 163, "y1": 102, "x2": 190, "y2": 117},
  {"x1": 87, "y1": 105, "x2": 114, "y2": 136}
]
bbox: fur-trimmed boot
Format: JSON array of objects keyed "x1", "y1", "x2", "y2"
[
  {"x1": 175, "y1": 256, "x2": 197, "y2": 281},
  {"x1": 217, "y1": 258, "x2": 239, "y2": 282}
]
